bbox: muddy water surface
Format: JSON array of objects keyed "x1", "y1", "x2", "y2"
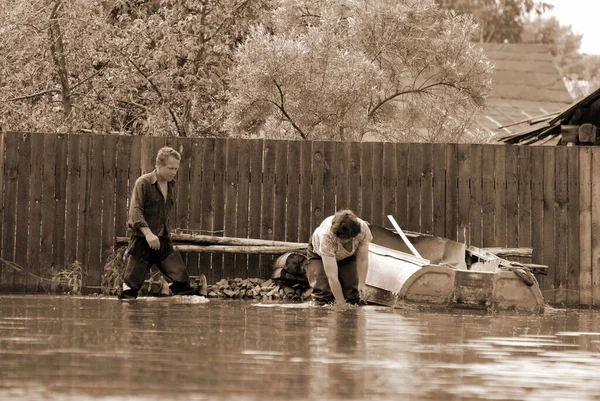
[{"x1": 1, "y1": 295, "x2": 599, "y2": 401}]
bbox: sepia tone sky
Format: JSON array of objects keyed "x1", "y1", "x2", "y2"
[{"x1": 543, "y1": 0, "x2": 600, "y2": 54}]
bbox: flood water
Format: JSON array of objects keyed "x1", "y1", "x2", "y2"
[{"x1": 1, "y1": 295, "x2": 600, "y2": 401}]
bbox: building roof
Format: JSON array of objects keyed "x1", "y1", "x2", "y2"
[{"x1": 474, "y1": 43, "x2": 573, "y2": 140}]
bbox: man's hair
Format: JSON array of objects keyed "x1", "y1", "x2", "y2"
[
  {"x1": 331, "y1": 209, "x2": 361, "y2": 240},
  {"x1": 156, "y1": 146, "x2": 181, "y2": 166}
]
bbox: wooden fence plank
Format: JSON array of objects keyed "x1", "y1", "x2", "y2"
[
  {"x1": 285, "y1": 141, "x2": 301, "y2": 243},
  {"x1": 27, "y1": 133, "x2": 44, "y2": 292},
  {"x1": 86, "y1": 135, "x2": 104, "y2": 288},
  {"x1": 323, "y1": 141, "x2": 338, "y2": 218},
  {"x1": 0, "y1": 132, "x2": 3, "y2": 290},
  {"x1": 174, "y1": 137, "x2": 190, "y2": 231},
  {"x1": 432, "y1": 144, "x2": 446, "y2": 238},
  {"x1": 66, "y1": 134, "x2": 81, "y2": 268},
  {"x1": 445, "y1": 144, "x2": 458, "y2": 241},
  {"x1": 407, "y1": 144, "x2": 421, "y2": 232},
  {"x1": 101, "y1": 135, "x2": 117, "y2": 272},
  {"x1": 505, "y1": 146, "x2": 519, "y2": 251},
  {"x1": 371, "y1": 142, "x2": 384, "y2": 226},
  {"x1": 591, "y1": 148, "x2": 600, "y2": 306},
  {"x1": 395, "y1": 143, "x2": 409, "y2": 229},
  {"x1": 53, "y1": 134, "x2": 68, "y2": 274},
  {"x1": 542, "y1": 147, "x2": 556, "y2": 303},
  {"x1": 579, "y1": 147, "x2": 592, "y2": 306},
  {"x1": 360, "y1": 142, "x2": 373, "y2": 223},
  {"x1": 420, "y1": 143, "x2": 433, "y2": 235},
  {"x1": 114, "y1": 135, "x2": 131, "y2": 238},
  {"x1": 336, "y1": 141, "x2": 350, "y2": 211},
  {"x1": 186, "y1": 138, "x2": 203, "y2": 277},
  {"x1": 567, "y1": 146, "x2": 580, "y2": 305},
  {"x1": 311, "y1": 141, "x2": 325, "y2": 235},
  {"x1": 234, "y1": 139, "x2": 251, "y2": 278},
  {"x1": 348, "y1": 142, "x2": 361, "y2": 215},
  {"x1": 76, "y1": 135, "x2": 91, "y2": 274},
  {"x1": 2, "y1": 133, "x2": 19, "y2": 291},
  {"x1": 457, "y1": 144, "x2": 470, "y2": 244},
  {"x1": 382, "y1": 143, "x2": 397, "y2": 228},
  {"x1": 554, "y1": 147, "x2": 569, "y2": 305},
  {"x1": 260, "y1": 140, "x2": 277, "y2": 278},
  {"x1": 15, "y1": 133, "x2": 31, "y2": 292},
  {"x1": 494, "y1": 146, "x2": 507, "y2": 248},
  {"x1": 275, "y1": 140, "x2": 289, "y2": 241},
  {"x1": 469, "y1": 145, "x2": 483, "y2": 247},
  {"x1": 482, "y1": 145, "x2": 495, "y2": 247},
  {"x1": 213, "y1": 138, "x2": 228, "y2": 279},
  {"x1": 248, "y1": 139, "x2": 264, "y2": 278},
  {"x1": 531, "y1": 147, "x2": 544, "y2": 286},
  {"x1": 518, "y1": 146, "x2": 533, "y2": 253},
  {"x1": 200, "y1": 138, "x2": 216, "y2": 282},
  {"x1": 40, "y1": 134, "x2": 57, "y2": 290},
  {"x1": 224, "y1": 138, "x2": 240, "y2": 276}
]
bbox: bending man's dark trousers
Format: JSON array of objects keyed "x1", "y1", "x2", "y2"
[
  {"x1": 123, "y1": 236, "x2": 191, "y2": 297},
  {"x1": 306, "y1": 242, "x2": 360, "y2": 304}
]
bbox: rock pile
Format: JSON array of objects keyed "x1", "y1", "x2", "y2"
[{"x1": 207, "y1": 278, "x2": 312, "y2": 302}]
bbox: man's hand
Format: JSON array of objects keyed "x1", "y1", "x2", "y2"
[
  {"x1": 145, "y1": 232, "x2": 160, "y2": 250},
  {"x1": 358, "y1": 283, "x2": 368, "y2": 301}
]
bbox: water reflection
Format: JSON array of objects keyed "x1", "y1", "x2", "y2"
[{"x1": 1, "y1": 295, "x2": 600, "y2": 401}]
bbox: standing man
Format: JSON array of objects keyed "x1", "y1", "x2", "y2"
[{"x1": 119, "y1": 146, "x2": 194, "y2": 299}]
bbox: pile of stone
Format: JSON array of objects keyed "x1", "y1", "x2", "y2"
[{"x1": 207, "y1": 278, "x2": 312, "y2": 302}]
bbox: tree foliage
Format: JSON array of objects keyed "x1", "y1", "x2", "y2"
[
  {"x1": 226, "y1": 0, "x2": 493, "y2": 142},
  {"x1": 436, "y1": 0, "x2": 552, "y2": 43},
  {"x1": 0, "y1": 0, "x2": 274, "y2": 136}
]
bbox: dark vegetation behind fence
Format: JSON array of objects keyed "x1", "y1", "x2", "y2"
[{"x1": 0, "y1": 132, "x2": 599, "y2": 306}]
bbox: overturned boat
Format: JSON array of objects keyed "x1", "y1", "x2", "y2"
[{"x1": 365, "y1": 224, "x2": 546, "y2": 314}]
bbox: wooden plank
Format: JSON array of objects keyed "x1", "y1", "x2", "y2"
[
  {"x1": 395, "y1": 143, "x2": 409, "y2": 229},
  {"x1": 0, "y1": 132, "x2": 3, "y2": 289},
  {"x1": 371, "y1": 142, "x2": 384, "y2": 226},
  {"x1": 457, "y1": 144, "x2": 470, "y2": 244},
  {"x1": 420, "y1": 143, "x2": 433, "y2": 235},
  {"x1": 234, "y1": 139, "x2": 251, "y2": 278},
  {"x1": 335, "y1": 141, "x2": 350, "y2": 211},
  {"x1": 140, "y1": 137, "x2": 155, "y2": 174},
  {"x1": 86, "y1": 135, "x2": 104, "y2": 288},
  {"x1": 65, "y1": 134, "x2": 81, "y2": 268},
  {"x1": 186, "y1": 138, "x2": 204, "y2": 278},
  {"x1": 348, "y1": 142, "x2": 361, "y2": 215},
  {"x1": 469, "y1": 145, "x2": 483, "y2": 247},
  {"x1": 494, "y1": 146, "x2": 507, "y2": 248},
  {"x1": 481, "y1": 145, "x2": 495, "y2": 247},
  {"x1": 274, "y1": 140, "x2": 289, "y2": 241},
  {"x1": 27, "y1": 133, "x2": 44, "y2": 292},
  {"x1": 566, "y1": 146, "x2": 580, "y2": 306},
  {"x1": 101, "y1": 135, "x2": 117, "y2": 273},
  {"x1": 213, "y1": 138, "x2": 228, "y2": 279},
  {"x1": 260, "y1": 140, "x2": 277, "y2": 278},
  {"x1": 445, "y1": 144, "x2": 458, "y2": 240},
  {"x1": 14, "y1": 133, "x2": 31, "y2": 292},
  {"x1": 518, "y1": 146, "x2": 533, "y2": 253},
  {"x1": 53, "y1": 134, "x2": 68, "y2": 274},
  {"x1": 542, "y1": 147, "x2": 556, "y2": 304},
  {"x1": 199, "y1": 138, "x2": 216, "y2": 282},
  {"x1": 76, "y1": 135, "x2": 91, "y2": 273},
  {"x1": 285, "y1": 141, "x2": 301, "y2": 243},
  {"x1": 382, "y1": 143, "x2": 397, "y2": 228},
  {"x1": 360, "y1": 142, "x2": 373, "y2": 223},
  {"x1": 432, "y1": 144, "x2": 446, "y2": 238},
  {"x1": 310, "y1": 141, "x2": 325, "y2": 234},
  {"x1": 323, "y1": 141, "x2": 338, "y2": 218},
  {"x1": 554, "y1": 147, "x2": 569, "y2": 305},
  {"x1": 40, "y1": 134, "x2": 57, "y2": 290},
  {"x1": 530, "y1": 147, "x2": 544, "y2": 286},
  {"x1": 127, "y1": 135, "x2": 142, "y2": 211},
  {"x1": 247, "y1": 139, "x2": 264, "y2": 278},
  {"x1": 591, "y1": 148, "x2": 600, "y2": 306},
  {"x1": 114, "y1": 135, "x2": 131, "y2": 238},
  {"x1": 1, "y1": 133, "x2": 19, "y2": 292},
  {"x1": 505, "y1": 146, "x2": 519, "y2": 252},
  {"x1": 579, "y1": 147, "x2": 592, "y2": 306},
  {"x1": 174, "y1": 137, "x2": 190, "y2": 232},
  {"x1": 407, "y1": 144, "x2": 421, "y2": 232},
  {"x1": 224, "y1": 139, "x2": 240, "y2": 278}
]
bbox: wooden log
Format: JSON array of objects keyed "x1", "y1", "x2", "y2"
[
  {"x1": 174, "y1": 245, "x2": 306, "y2": 254},
  {"x1": 479, "y1": 247, "x2": 533, "y2": 258},
  {"x1": 116, "y1": 234, "x2": 307, "y2": 247}
]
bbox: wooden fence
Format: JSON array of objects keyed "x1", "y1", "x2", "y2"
[{"x1": 0, "y1": 131, "x2": 599, "y2": 306}]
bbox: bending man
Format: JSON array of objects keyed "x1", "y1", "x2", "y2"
[{"x1": 307, "y1": 210, "x2": 372, "y2": 305}]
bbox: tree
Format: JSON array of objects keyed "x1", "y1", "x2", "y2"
[
  {"x1": 436, "y1": 0, "x2": 552, "y2": 43},
  {"x1": 0, "y1": 0, "x2": 274, "y2": 136},
  {"x1": 225, "y1": 0, "x2": 494, "y2": 142}
]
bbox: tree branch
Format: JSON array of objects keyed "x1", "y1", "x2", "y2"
[
  {"x1": 49, "y1": 0, "x2": 73, "y2": 117},
  {"x1": 272, "y1": 81, "x2": 307, "y2": 140}
]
